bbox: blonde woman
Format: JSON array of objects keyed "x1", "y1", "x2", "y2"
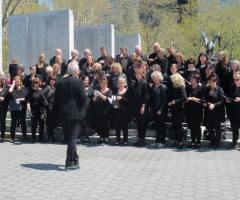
[
  {"x1": 150, "y1": 71, "x2": 168, "y2": 147},
  {"x1": 215, "y1": 51, "x2": 231, "y2": 94},
  {"x1": 93, "y1": 78, "x2": 112, "y2": 144},
  {"x1": 9, "y1": 76, "x2": 27, "y2": 143},
  {"x1": 108, "y1": 62, "x2": 127, "y2": 94},
  {"x1": 35, "y1": 53, "x2": 48, "y2": 84},
  {"x1": 175, "y1": 52, "x2": 186, "y2": 75},
  {"x1": 112, "y1": 77, "x2": 129, "y2": 145},
  {"x1": 132, "y1": 67, "x2": 149, "y2": 146},
  {"x1": 229, "y1": 60, "x2": 240, "y2": 85},
  {"x1": 168, "y1": 73, "x2": 187, "y2": 148},
  {"x1": 150, "y1": 48, "x2": 168, "y2": 74}
]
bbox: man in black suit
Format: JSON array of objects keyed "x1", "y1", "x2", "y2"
[{"x1": 54, "y1": 62, "x2": 86, "y2": 170}]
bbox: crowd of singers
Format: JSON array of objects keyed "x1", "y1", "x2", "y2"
[{"x1": 1, "y1": 43, "x2": 240, "y2": 149}]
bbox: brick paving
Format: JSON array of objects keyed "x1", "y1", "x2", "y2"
[{"x1": 0, "y1": 141, "x2": 240, "y2": 200}]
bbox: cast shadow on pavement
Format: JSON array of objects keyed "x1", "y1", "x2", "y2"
[{"x1": 21, "y1": 163, "x2": 65, "y2": 171}]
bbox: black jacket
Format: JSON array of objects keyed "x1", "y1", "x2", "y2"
[
  {"x1": 54, "y1": 75, "x2": 86, "y2": 120},
  {"x1": 169, "y1": 86, "x2": 187, "y2": 110},
  {"x1": 185, "y1": 85, "x2": 204, "y2": 123},
  {"x1": 0, "y1": 85, "x2": 9, "y2": 111},
  {"x1": 27, "y1": 88, "x2": 47, "y2": 118},
  {"x1": 204, "y1": 85, "x2": 224, "y2": 119},
  {"x1": 9, "y1": 64, "x2": 18, "y2": 78},
  {"x1": 132, "y1": 79, "x2": 149, "y2": 115},
  {"x1": 150, "y1": 84, "x2": 168, "y2": 113},
  {"x1": 36, "y1": 63, "x2": 48, "y2": 83},
  {"x1": 228, "y1": 85, "x2": 240, "y2": 122},
  {"x1": 151, "y1": 57, "x2": 168, "y2": 74}
]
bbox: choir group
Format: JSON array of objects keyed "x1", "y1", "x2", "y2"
[{"x1": 1, "y1": 43, "x2": 240, "y2": 149}]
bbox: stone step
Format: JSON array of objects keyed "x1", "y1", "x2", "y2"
[
  {"x1": 1, "y1": 131, "x2": 237, "y2": 149},
  {"x1": 4, "y1": 118, "x2": 234, "y2": 140}
]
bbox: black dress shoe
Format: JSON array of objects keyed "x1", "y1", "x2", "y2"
[
  {"x1": 10, "y1": 138, "x2": 15, "y2": 144},
  {"x1": 65, "y1": 163, "x2": 80, "y2": 171},
  {"x1": 177, "y1": 142, "x2": 183, "y2": 149}
]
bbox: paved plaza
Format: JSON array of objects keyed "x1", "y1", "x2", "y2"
[{"x1": 1, "y1": 140, "x2": 240, "y2": 200}]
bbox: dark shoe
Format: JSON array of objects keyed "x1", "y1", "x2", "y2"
[
  {"x1": 115, "y1": 141, "x2": 120, "y2": 145},
  {"x1": 195, "y1": 143, "x2": 201, "y2": 148},
  {"x1": 39, "y1": 135, "x2": 44, "y2": 143},
  {"x1": 104, "y1": 138, "x2": 109, "y2": 144},
  {"x1": 32, "y1": 137, "x2": 36, "y2": 143},
  {"x1": 98, "y1": 138, "x2": 103, "y2": 145},
  {"x1": 22, "y1": 134, "x2": 27, "y2": 141},
  {"x1": 84, "y1": 138, "x2": 89, "y2": 144},
  {"x1": 191, "y1": 142, "x2": 196, "y2": 148},
  {"x1": 232, "y1": 143, "x2": 238, "y2": 150},
  {"x1": 173, "y1": 141, "x2": 179, "y2": 148},
  {"x1": 177, "y1": 142, "x2": 183, "y2": 149},
  {"x1": 136, "y1": 140, "x2": 145, "y2": 147},
  {"x1": 133, "y1": 141, "x2": 140, "y2": 146},
  {"x1": 10, "y1": 138, "x2": 15, "y2": 144},
  {"x1": 65, "y1": 162, "x2": 80, "y2": 171}
]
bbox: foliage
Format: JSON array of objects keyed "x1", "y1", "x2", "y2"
[{"x1": 52, "y1": 0, "x2": 111, "y2": 26}]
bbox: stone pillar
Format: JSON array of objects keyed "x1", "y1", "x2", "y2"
[
  {"x1": 8, "y1": 10, "x2": 74, "y2": 71},
  {"x1": 75, "y1": 24, "x2": 115, "y2": 58},
  {"x1": 115, "y1": 33, "x2": 141, "y2": 55}
]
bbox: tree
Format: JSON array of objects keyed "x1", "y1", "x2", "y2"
[
  {"x1": 2, "y1": 0, "x2": 47, "y2": 32},
  {"x1": 2, "y1": 0, "x2": 47, "y2": 70},
  {"x1": 53, "y1": 0, "x2": 111, "y2": 26}
]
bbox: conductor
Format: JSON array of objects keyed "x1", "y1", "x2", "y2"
[{"x1": 54, "y1": 62, "x2": 86, "y2": 170}]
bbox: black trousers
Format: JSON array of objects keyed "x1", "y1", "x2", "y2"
[
  {"x1": 79, "y1": 118, "x2": 89, "y2": 140},
  {"x1": 206, "y1": 116, "x2": 222, "y2": 146},
  {"x1": 114, "y1": 109, "x2": 128, "y2": 142},
  {"x1": 189, "y1": 123, "x2": 201, "y2": 144},
  {"x1": 171, "y1": 109, "x2": 184, "y2": 143},
  {"x1": 46, "y1": 108, "x2": 54, "y2": 141},
  {"x1": 230, "y1": 120, "x2": 240, "y2": 145},
  {"x1": 31, "y1": 115, "x2": 44, "y2": 140},
  {"x1": 63, "y1": 120, "x2": 80, "y2": 166},
  {"x1": 136, "y1": 113, "x2": 148, "y2": 141},
  {"x1": 96, "y1": 115, "x2": 109, "y2": 139},
  {"x1": 10, "y1": 110, "x2": 27, "y2": 140},
  {"x1": 0, "y1": 108, "x2": 7, "y2": 138},
  {"x1": 155, "y1": 113, "x2": 166, "y2": 143}
]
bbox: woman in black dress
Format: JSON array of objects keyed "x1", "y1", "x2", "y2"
[
  {"x1": 150, "y1": 71, "x2": 168, "y2": 147},
  {"x1": 44, "y1": 76, "x2": 56, "y2": 143},
  {"x1": 196, "y1": 53, "x2": 208, "y2": 79},
  {"x1": 80, "y1": 75, "x2": 94, "y2": 144},
  {"x1": 35, "y1": 53, "x2": 48, "y2": 85},
  {"x1": 184, "y1": 58, "x2": 200, "y2": 83},
  {"x1": 168, "y1": 73, "x2": 187, "y2": 148},
  {"x1": 226, "y1": 72, "x2": 240, "y2": 149},
  {"x1": 185, "y1": 74, "x2": 204, "y2": 148},
  {"x1": 108, "y1": 63, "x2": 127, "y2": 95},
  {"x1": 0, "y1": 77, "x2": 9, "y2": 142},
  {"x1": 203, "y1": 74, "x2": 224, "y2": 148},
  {"x1": 8, "y1": 76, "x2": 27, "y2": 143},
  {"x1": 112, "y1": 77, "x2": 129, "y2": 145},
  {"x1": 93, "y1": 78, "x2": 112, "y2": 144},
  {"x1": 132, "y1": 67, "x2": 149, "y2": 146},
  {"x1": 175, "y1": 52, "x2": 186, "y2": 75},
  {"x1": 27, "y1": 77, "x2": 47, "y2": 142}
]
